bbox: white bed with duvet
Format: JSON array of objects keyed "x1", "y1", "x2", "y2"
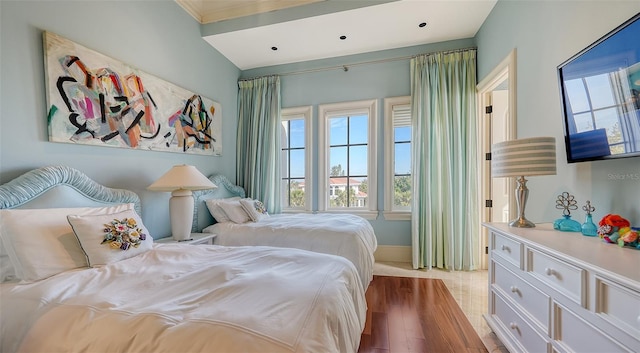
[
  {"x1": 0, "y1": 166, "x2": 366, "y2": 353},
  {"x1": 193, "y1": 174, "x2": 377, "y2": 289}
]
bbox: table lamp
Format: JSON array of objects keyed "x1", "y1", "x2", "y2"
[
  {"x1": 148, "y1": 165, "x2": 216, "y2": 241},
  {"x1": 491, "y1": 137, "x2": 556, "y2": 228}
]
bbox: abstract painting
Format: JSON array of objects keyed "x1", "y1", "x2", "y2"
[{"x1": 44, "y1": 31, "x2": 222, "y2": 156}]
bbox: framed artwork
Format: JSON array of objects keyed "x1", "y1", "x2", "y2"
[{"x1": 44, "y1": 31, "x2": 222, "y2": 156}]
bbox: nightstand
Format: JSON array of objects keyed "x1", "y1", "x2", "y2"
[{"x1": 156, "y1": 233, "x2": 217, "y2": 245}]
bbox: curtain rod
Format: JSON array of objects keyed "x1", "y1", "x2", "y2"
[{"x1": 239, "y1": 46, "x2": 477, "y2": 81}]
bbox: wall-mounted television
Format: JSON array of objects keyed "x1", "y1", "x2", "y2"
[{"x1": 557, "y1": 13, "x2": 640, "y2": 163}]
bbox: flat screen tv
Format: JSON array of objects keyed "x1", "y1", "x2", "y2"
[{"x1": 558, "y1": 13, "x2": 640, "y2": 163}]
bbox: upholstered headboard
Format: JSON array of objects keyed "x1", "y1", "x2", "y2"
[
  {"x1": 192, "y1": 174, "x2": 245, "y2": 231},
  {"x1": 0, "y1": 165, "x2": 141, "y2": 213}
]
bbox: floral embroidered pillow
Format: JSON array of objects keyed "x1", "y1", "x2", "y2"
[
  {"x1": 239, "y1": 198, "x2": 269, "y2": 222},
  {"x1": 68, "y1": 209, "x2": 153, "y2": 267}
]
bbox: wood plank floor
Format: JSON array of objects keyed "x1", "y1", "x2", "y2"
[{"x1": 358, "y1": 275, "x2": 488, "y2": 353}]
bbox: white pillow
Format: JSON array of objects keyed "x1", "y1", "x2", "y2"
[
  {"x1": 204, "y1": 197, "x2": 240, "y2": 223},
  {"x1": 0, "y1": 204, "x2": 134, "y2": 282},
  {"x1": 218, "y1": 199, "x2": 252, "y2": 224},
  {"x1": 240, "y1": 198, "x2": 269, "y2": 222},
  {"x1": 68, "y1": 209, "x2": 153, "y2": 267}
]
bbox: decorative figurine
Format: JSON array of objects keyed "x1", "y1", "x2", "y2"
[
  {"x1": 581, "y1": 201, "x2": 597, "y2": 236},
  {"x1": 553, "y1": 192, "x2": 581, "y2": 232}
]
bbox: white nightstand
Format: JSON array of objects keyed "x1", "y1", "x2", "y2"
[{"x1": 156, "y1": 233, "x2": 217, "y2": 245}]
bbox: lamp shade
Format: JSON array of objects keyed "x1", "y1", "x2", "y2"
[
  {"x1": 147, "y1": 165, "x2": 216, "y2": 191},
  {"x1": 492, "y1": 137, "x2": 557, "y2": 178}
]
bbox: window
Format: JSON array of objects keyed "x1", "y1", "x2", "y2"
[
  {"x1": 280, "y1": 106, "x2": 312, "y2": 211},
  {"x1": 384, "y1": 96, "x2": 412, "y2": 220},
  {"x1": 318, "y1": 99, "x2": 377, "y2": 219}
]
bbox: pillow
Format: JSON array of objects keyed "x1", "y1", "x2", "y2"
[
  {"x1": 218, "y1": 199, "x2": 252, "y2": 224},
  {"x1": 0, "y1": 237, "x2": 17, "y2": 282},
  {"x1": 68, "y1": 209, "x2": 153, "y2": 267},
  {"x1": 0, "y1": 203, "x2": 134, "y2": 282},
  {"x1": 240, "y1": 198, "x2": 269, "y2": 222},
  {"x1": 204, "y1": 197, "x2": 240, "y2": 223}
]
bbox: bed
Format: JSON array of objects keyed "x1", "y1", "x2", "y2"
[
  {"x1": 0, "y1": 165, "x2": 366, "y2": 353},
  {"x1": 192, "y1": 174, "x2": 378, "y2": 289}
]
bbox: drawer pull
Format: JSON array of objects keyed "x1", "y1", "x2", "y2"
[
  {"x1": 501, "y1": 245, "x2": 510, "y2": 252},
  {"x1": 545, "y1": 267, "x2": 555, "y2": 276},
  {"x1": 509, "y1": 322, "x2": 518, "y2": 330},
  {"x1": 510, "y1": 285, "x2": 519, "y2": 293}
]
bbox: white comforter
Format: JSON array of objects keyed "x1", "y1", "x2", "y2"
[
  {"x1": 0, "y1": 244, "x2": 366, "y2": 353},
  {"x1": 203, "y1": 213, "x2": 377, "y2": 289}
]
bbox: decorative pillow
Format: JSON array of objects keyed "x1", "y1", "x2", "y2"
[
  {"x1": 67, "y1": 209, "x2": 153, "y2": 267},
  {"x1": 204, "y1": 197, "x2": 240, "y2": 223},
  {"x1": 218, "y1": 199, "x2": 252, "y2": 224},
  {"x1": 240, "y1": 198, "x2": 269, "y2": 222},
  {"x1": 0, "y1": 204, "x2": 134, "y2": 282}
]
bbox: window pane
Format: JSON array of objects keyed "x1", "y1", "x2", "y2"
[
  {"x1": 349, "y1": 115, "x2": 368, "y2": 144},
  {"x1": 394, "y1": 142, "x2": 411, "y2": 174},
  {"x1": 289, "y1": 178, "x2": 305, "y2": 208},
  {"x1": 281, "y1": 179, "x2": 290, "y2": 208},
  {"x1": 349, "y1": 145, "x2": 368, "y2": 175},
  {"x1": 280, "y1": 121, "x2": 289, "y2": 148},
  {"x1": 394, "y1": 126, "x2": 411, "y2": 142},
  {"x1": 290, "y1": 149, "x2": 305, "y2": 178},
  {"x1": 585, "y1": 74, "x2": 615, "y2": 109},
  {"x1": 573, "y1": 112, "x2": 594, "y2": 133},
  {"x1": 394, "y1": 175, "x2": 412, "y2": 209},
  {"x1": 565, "y1": 79, "x2": 590, "y2": 113},
  {"x1": 329, "y1": 116, "x2": 347, "y2": 145},
  {"x1": 281, "y1": 149, "x2": 289, "y2": 177},
  {"x1": 329, "y1": 146, "x2": 347, "y2": 176},
  {"x1": 289, "y1": 119, "x2": 305, "y2": 148}
]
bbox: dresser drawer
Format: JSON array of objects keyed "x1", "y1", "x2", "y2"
[
  {"x1": 493, "y1": 260, "x2": 550, "y2": 332},
  {"x1": 492, "y1": 292, "x2": 550, "y2": 353},
  {"x1": 554, "y1": 303, "x2": 632, "y2": 353},
  {"x1": 596, "y1": 277, "x2": 640, "y2": 337},
  {"x1": 527, "y1": 248, "x2": 585, "y2": 306},
  {"x1": 492, "y1": 231, "x2": 523, "y2": 268}
]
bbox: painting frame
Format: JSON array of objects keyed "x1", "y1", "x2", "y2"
[{"x1": 44, "y1": 31, "x2": 222, "y2": 156}]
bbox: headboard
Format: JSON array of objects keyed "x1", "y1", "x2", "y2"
[
  {"x1": 192, "y1": 174, "x2": 245, "y2": 231},
  {"x1": 0, "y1": 165, "x2": 141, "y2": 213}
]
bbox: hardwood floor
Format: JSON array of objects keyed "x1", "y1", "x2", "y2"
[{"x1": 358, "y1": 275, "x2": 489, "y2": 353}]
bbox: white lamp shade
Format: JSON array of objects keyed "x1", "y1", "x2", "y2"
[
  {"x1": 147, "y1": 165, "x2": 216, "y2": 191},
  {"x1": 491, "y1": 137, "x2": 557, "y2": 178}
]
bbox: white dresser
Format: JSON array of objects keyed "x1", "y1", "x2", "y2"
[{"x1": 484, "y1": 222, "x2": 640, "y2": 353}]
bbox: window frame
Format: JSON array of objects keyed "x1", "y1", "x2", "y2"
[
  {"x1": 280, "y1": 105, "x2": 313, "y2": 212},
  {"x1": 318, "y1": 99, "x2": 378, "y2": 219},
  {"x1": 383, "y1": 96, "x2": 412, "y2": 221}
]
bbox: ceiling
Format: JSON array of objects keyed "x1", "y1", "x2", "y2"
[{"x1": 176, "y1": 0, "x2": 497, "y2": 70}]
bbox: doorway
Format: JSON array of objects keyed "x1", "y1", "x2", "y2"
[{"x1": 476, "y1": 49, "x2": 517, "y2": 270}]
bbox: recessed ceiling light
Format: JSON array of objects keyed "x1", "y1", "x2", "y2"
[
  {"x1": 418, "y1": 22, "x2": 427, "y2": 28},
  {"x1": 339, "y1": 35, "x2": 347, "y2": 40},
  {"x1": 271, "y1": 46, "x2": 278, "y2": 51}
]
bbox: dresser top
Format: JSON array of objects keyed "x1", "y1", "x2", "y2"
[{"x1": 484, "y1": 222, "x2": 640, "y2": 287}]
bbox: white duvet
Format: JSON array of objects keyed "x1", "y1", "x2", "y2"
[
  {"x1": 0, "y1": 244, "x2": 366, "y2": 353},
  {"x1": 203, "y1": 213, "x2": 377, "y2": 289}
]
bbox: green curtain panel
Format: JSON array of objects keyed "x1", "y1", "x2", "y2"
[
  {"x1": 410, "y1": 49, "x2": 479, "y2": 271},
  {"x1": 236, "y1": 76, "x2": 282, "y2": 213}
]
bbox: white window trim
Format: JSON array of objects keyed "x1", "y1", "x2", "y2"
[
  {"x1": 383, "y1": 96, "x2": 411, "y2": 221},
  {"x1": 318, "y1": 99, "x2": 378, "y2": 220},
  {"x1": 281, "y1": 105, "x2": 313, "y2": 212}
]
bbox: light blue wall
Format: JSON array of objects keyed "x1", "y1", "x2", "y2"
[
  {"x1": 0, "y1": 1, "x2": 240, "y2": 237},
  {"x1": 476, "y1": 1, "x2": 640, "y2": 224},
  {"x1": 243, "y1": 38, "x2": 476, "y2": 246}
]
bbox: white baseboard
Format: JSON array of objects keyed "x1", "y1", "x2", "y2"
[{"x1": 374, "y1": 245, "x2": 411, "y2": 263}]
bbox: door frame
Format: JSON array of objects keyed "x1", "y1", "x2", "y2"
[{"x1": 476, "y1": 48, "x2": 517, "y2": 270}]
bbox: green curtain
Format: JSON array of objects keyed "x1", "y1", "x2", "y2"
[
  {"x1": 236, "y1": 76, "x2": 281, "y2": 213},
  {"x1": 410, "y1": 49, "x2": 479, "y2": 271}
]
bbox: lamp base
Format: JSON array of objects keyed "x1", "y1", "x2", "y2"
[
  {"x1": 170, "y1": 189, "x2": 194, "y2": 241},
  {"x1": 509, "y1": 217, "x2": 536, "y2": 228}
]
